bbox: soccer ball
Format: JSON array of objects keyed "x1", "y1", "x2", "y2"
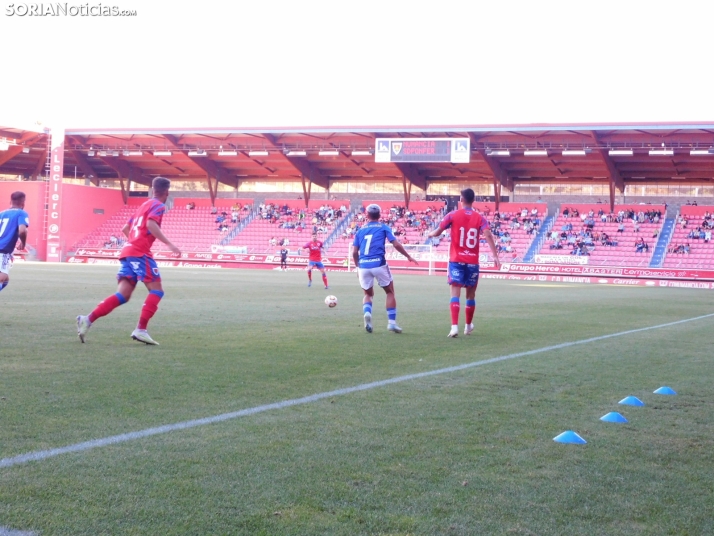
[{"x1": 324, "y1": 295, "x2": 338, "y2": 308}]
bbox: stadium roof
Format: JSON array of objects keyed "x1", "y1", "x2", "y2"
[{"x1": 2, "y1": 123, "x2": 714, "y2": 194}]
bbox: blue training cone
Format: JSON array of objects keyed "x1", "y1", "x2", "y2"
[
  {"x1": 553, "y1": 431, "x2": 587, "y2": 444},
  {"x1": 654, "y1": 386, "x2": 677, "y2": 395},
  {"x1": 600, "y1": 411, "x2": 628, "y2": 423},
  {"x1": 619, "y1": 396, "x2": 645, "y2": 406}
]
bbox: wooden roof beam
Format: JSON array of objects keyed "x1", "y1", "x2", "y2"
[
  {"x1": 162, "y1": 135, "x2": 236, "y2": 186},
  {"x1": 475, "y1": 148, "x2": 513, "y2": 191},
  {"x1": 393, "y1": 163, "x2": 426, "y2": 191},
  {"x1": 71, "y1": 150, "x2": 101, "y2": 185},
  {"x1": 261, "y1": 134, "x2": 329, "y2": 189},
  {"x1": 590, "y1": 131, "x2": 624, "y2": 192},
  {"x1": 100, "y1": 156, "x2": 152, "y2": 186}
]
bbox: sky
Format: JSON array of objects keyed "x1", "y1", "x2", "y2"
[{"x1": 2, "y1": 0, "x2": 714, "y2": 131}]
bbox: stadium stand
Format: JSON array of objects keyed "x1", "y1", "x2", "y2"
[
  {"x1": 661, "y1": 205, "x2": 714, "y2": 269},
  {"x1": 70, "y1": 206, "x2": 136, "y2": 251},
  {"x1": 338, "y1": 200, "x2": 448, "y2": 248},
  {"x1": 536, "y1": 204, "x2": 665, "y2": 267},
  {"x1": 72, "y1": 198, "x2": 254, "y2": 253},
  {"x1": 225, "y1": 199, "x2": 350, "y2": 254},
  {"x1": 468, "y1": 202, "x2": 547, "y2": 262}
]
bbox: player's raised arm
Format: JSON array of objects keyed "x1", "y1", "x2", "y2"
[
  {"x1": 482, "y1": 228, "x2": 501, "y2": 269},
  {"x1": 389, "y1": 238, "x2": 419, "y2": 265},
  {"x1": 147, "y1": 219, "x2": 181, "y2": 255}
]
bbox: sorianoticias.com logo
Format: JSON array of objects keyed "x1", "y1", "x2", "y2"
[{"x1": 5, "y1": 3, "x2": 137, "y2": 16}]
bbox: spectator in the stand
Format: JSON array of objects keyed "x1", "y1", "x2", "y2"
[
  {"x1": 109, "y1": 234, "x2": 119, "y2": 247},
  {"x1": 210, "y1": 206, "x2": 218, "y2": 214},
  {"x1": 185, "y1": 202, "x2": 195, "y2": 210},
  {"x1": 562, "y1": 207, "x2": 570, "y2": 218},
  {"x1": 635, "y1": 237, "x2": 648, "y2": 253},
  {"x1": 684, "y1": 243, "x2": 691, "y2": 254},
  {"x1": 231, "y1": 210, "x2": 238, "y2": 223},
  {"x1": 617, "y1": 222, "x2": 625, "y2": 233},
  {"x1": 705, "y1": 230, "x2": 711, "y2": 243}
]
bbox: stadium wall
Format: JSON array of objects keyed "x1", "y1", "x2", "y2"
[
  {"x1": 60, "y1": 185, "x2": 127, "y2": 256},
  {"x1": 0, "y1": 181, "x2": 46, "y2": 259}
]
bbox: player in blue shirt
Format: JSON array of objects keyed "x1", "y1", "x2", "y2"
[
  {"x1": 0, "y1": 191, "x2": 30, "y2": 294},
  {"x1": 352, "y1": 204, "x2": 418, "y2": 333}
]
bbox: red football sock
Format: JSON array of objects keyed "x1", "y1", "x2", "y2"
[
  {"x1": 88, "y1": 293, "x2": 124, "y2": 323},
  {"x1": 322, "y1": 274, "x2": 328, "y2": 287},
  {"x1": 137, "y1": 291, "x2": 163, "y2": 330},
  {"x1": 307, "y1": 270, "x2": 312, "y2": 281},
  {"x1": 450, "y1": 299, "x2": 460, "y2": 325},
  {"x1": 465, "y1": 304, "x2": 476, "y2": 324}
]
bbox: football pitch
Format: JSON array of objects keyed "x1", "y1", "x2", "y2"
[{"x1": 1, "y1": 264, "x2": 713, "y2": 535}]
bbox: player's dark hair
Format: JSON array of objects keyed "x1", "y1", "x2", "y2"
[
  {"x1": 10, "y1": 191, "x2": 25, "y2": 205},
  {"x1": 460, "y1": 188, "x2": 475, "y2": 204},
  {"x1": 152, "y1": 177, "x2": 171, "y2": 196}
]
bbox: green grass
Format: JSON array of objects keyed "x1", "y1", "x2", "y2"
[{"x1": 1, "y1": 264, "x2": 713, "y2": 535}]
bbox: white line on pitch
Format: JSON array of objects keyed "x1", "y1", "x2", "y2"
[
  {"x1": 0, "y1": 527, "x2": 36, "y2": 536},
  {"x1": 2, "y1": 312, "x2": 713, "y2": 470}
]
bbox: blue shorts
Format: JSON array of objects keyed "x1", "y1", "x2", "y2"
[
  {"x1": 308, "y1": 261, "x2": 325, "y2": 270},
  {"x1": 117, "y1": 256, "x2": 161, "y2": 284},
  {"x1": 447, "y1": 261, "x2": 480, "y2": 287}
]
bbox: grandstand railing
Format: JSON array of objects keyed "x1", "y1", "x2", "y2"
[{"x1": 220, "y1": 209, "x2": 256, "y2": 246}]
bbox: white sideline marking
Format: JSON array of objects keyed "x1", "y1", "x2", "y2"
[
  {"x1": 2, "y1": 313, "x2": 713, "y2": 470},
  {"x1": 0, "y1": 527, "x2": 36, "y2": 536}
]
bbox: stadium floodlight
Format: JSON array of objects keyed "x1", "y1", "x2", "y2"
[
  {"x1": 608, "y1": 149, "x2": 633, "y2": 156},
  {"x1": 218, "y1": 150, "x2": 238, "y2": 156},
  {"x1": 285, "y1": 150, "x2": 307, "y2": 157},
  {"x1": 111, "y1": 151, "x2": 120, "y2": 157},
  {"x1": 485, "y1": 149, "x2": 510, "y2": 156},
  {"x1": 87, "y1": 150, "x2": 96, "y2": 156},
  {"x1": 690, "y1": 149, "x2": 712, "y2": 155},
  {"x1": 562, "y1": 149, "x2": 590, "y2": 156},
  {"x1": 153, "y1": 150, "x2": 172, "y2": 157},
  {"x1": 122, "y1": 150, "x2": 143, "y2": 157},
  {"x1": 188, "y1": 149, "x2": 207, "y2": 157},
  {"x1": 248, "y1": 150, "x2": 269, "y2": 156},
  {"x1": 319, "y1": 150, "x2": 340, "y2": 156},
  {"x1": 648, "y1": 149, "x2": 674, "y2": 156},
  {"x1": 524, "y1": 149, "x2": 548, "y2": 156},
  {"x1": 0, "y1": 142, "x2": 9, "y2": 151},
  {"x1": 22, "y1": 147, "x2": 30, "y2": 153},
  {"x1": 351, "y1": 150, "x2": 373, "y2": 156},
  {"x1": 98, "y1": 151, "x2": 108, "y2": 157}
]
